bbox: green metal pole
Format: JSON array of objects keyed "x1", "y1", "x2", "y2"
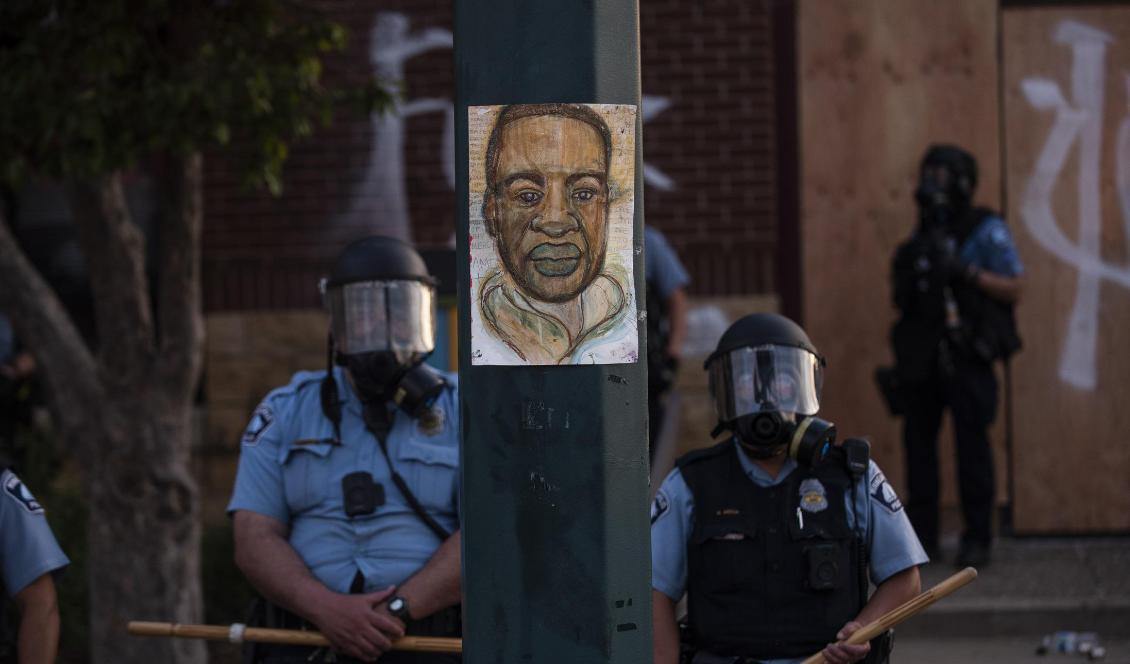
[{"x1": 455, "y1": 1, "x2": 651, "y2": 663}]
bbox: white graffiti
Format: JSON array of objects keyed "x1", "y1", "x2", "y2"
[
  {"x1": 339, "y1": 14, "x2": 453, "y2": 241},
  {"x1": 642, "y1": 95, "x2": 676, "y2": 192},
  {"x1": 343, "y1": 12, "x2": 677, "y2": 241},
  {"x1": 1020, "y1": 20, "x2": 1130, "y2": 390}
]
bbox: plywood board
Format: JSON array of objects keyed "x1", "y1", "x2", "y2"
[
  {"x1": 797, "y1": 0, "x2": 1003, "y2": 514},
  {"x1": 1002, "y1": 6, "x2": 1130, "y2": 533}
]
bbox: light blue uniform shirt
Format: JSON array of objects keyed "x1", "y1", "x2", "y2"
[
  {"x1": 645, "y1": 226, "x2": 691, "y2": 299},
  {"x1": 1, "y1": 468, "x2": 69, "y2": 596},
  {"x1": 960, "y1": 215, "x2": 1023, "y2": 277},
  {"x1": 228, "y1": 367, "x2": 460, "y2": 594},
  {"x1": 651, "y1": 444, "x2": 928, "y2": 664}
]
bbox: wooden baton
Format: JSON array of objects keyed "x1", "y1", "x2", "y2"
[
  {"x1": 127, "y1": 621, "x2": 463, "y2": 654},
  {"x1": 798, "y1": 566, "x2": 977, "y2": 664}
]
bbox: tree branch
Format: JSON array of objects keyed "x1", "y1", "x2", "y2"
[
  {"x1": 0, "y1": 210, "x2": 103, "y2": 454},
  {"x1": 65, "y1": 172, "x2": 155, "y2": 386},
  {"x1": 156, "y1": 152, "x2": 205, "y2": 401}
]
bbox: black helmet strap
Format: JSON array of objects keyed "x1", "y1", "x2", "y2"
[{"x1": 321, "y1": 331, "x2": 344, "y2": 444}]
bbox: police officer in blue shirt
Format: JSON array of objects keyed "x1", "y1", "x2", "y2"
[
  {"x1": 1, "y1": 463, "x2": 69, "y2": 664},
  {"x1": 652, "y1": 313, "x2": 926, "y2": 664},
  {"x1": 890, "y1": 145, "x2": 1024, "y2": 569},
  {"x1": 229, "y1": 237, "x2": 461, "y2": 663},
  {"x1": 645, "y1": 227, "x2": 691, "y2": 462}
]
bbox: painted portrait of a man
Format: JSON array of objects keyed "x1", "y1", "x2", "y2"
[{"x1": 469, "y1": 103, "x2": 638, "y2": 365}]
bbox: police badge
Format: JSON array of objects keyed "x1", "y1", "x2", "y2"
[
  {"x1": 799, "y1": 478, "x2": 828, "y2": 513},
  {"x1": 417, "y1": 405, "x2": 445, "y2": 436}
]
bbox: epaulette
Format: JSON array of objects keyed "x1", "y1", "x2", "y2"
[
  {"x1": 264, "y1": 370, "x2": 330, "y2": 401},
  {"x1": 676, "y1": 438, "x2": 734, "y2": 469},
  {"x1": 293, "y1": 373, "x2": 329, "y2": 395}
]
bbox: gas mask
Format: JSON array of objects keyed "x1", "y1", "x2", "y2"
[
  {"x1": 915, "y1": 145, "x2": 977, "y2": 238},
  {"x1": 915, "y1": 166, "x2": 962, "y2": 230},
  {"x1": 708, "y1": 344, "x2": 836, "y2": 468},
  {"x1": 731, "y1": 410, "x2": 837, "y2": 468},
  {"x1": 339, "y1": 351, "x2": 445, "y2": 418},
  {"x1": 343, "y1": 351, "x2": 406, "y2": 400}
]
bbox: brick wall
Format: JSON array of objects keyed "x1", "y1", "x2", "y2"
[
  {"x1": 640, "y1": 0, "x2": 781, "y2": 296},
  {"x1": 202, "y1": 0, "x2": 786, "y2": 308}
]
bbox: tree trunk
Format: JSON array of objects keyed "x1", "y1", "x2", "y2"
[
  {"x1": 83, "y1": 386, "x2": 205, "y2": 663},
  {"x1": 2, "y1": 159, "x2": 208, "y2": 663},
  {"x1": 74, "y1": 158, "x2": 208, "y2": 664}
]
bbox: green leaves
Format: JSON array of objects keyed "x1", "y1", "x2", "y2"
[{"x1": 0, "y1": 0, "x2": 393, "y2": 193}]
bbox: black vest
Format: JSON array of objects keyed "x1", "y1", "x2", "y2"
[
  {"x1": 679, "y1": 441, "x2": 863, "y2": 659},
  {"x1": 645, "y1": 277, "x2": 673, "y2": 395},
  {"x1": 891, "y1": 207, "x2": 1021, "y2": 381}
]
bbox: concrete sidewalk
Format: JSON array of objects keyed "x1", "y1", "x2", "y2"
[
  {"x1": 894, "y1": 635, "x2": 1130, "y2": 663},
  {"x1": 898, "y1": 535, "x2": 1130, "y2": 639}
]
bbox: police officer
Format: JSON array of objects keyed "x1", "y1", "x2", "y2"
[
  {"x1": 1, "y1": 463, "x2": 69, "y2": 664},
  {"x1": 229, "y1": 236, "x2": 461, "y2": 663},
  {"x1": 890, "y1": 145, "x2": 1024, "y2": 568},
  {"x1": 651, "y1": 313, "x2": 926, "y2": 664},
  {"x1": 645, "y1": 226, "x2": 690, "y2": 463}
]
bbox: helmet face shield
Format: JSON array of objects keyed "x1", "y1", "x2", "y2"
[
  {"x1": 708, "y1": 345, "x2": 823, "y2": 422},
  {"x1": 326, "y1": 280, "x2": 436, "y2": 356}
]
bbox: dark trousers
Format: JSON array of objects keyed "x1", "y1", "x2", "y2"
[
  {"x1": 257, "y1": 649, "x2": 458, "y2": 664},
  {"x1": 901, "y1": 356, "x2": 998, "y2": 550},
  {"x1": 257, "y1": 646, "x2": 459, "y2": 664},
  {"x1": 245, "y1": 597, "x2": 461, "y2": 664}
]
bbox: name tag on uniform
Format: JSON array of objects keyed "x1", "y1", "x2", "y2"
[{"x1": 715, "y1": 533, "x2": 747, "y2": 541}]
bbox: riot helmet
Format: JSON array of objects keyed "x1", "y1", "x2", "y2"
[
  {"x1": 706, "y1": 313, "x2": 835, "y2": 467},
  {"x1": 323, "y1": 236, "x2": 437, "y2": 361},
  {"x1": 320, "y1": 236, "x2": 444, "y2": 414},
  {"x1": 915, "y1": 144, "x2": 978, "y2": 230}
]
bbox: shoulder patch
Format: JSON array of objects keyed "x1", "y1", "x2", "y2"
[
  {"x1": 242, "y1": 404, "x2": 275, "y2": 447},
  {"x1": 3, "y1": 471, "x2": 44, "y2": 514},
  {"x1": 650, "y1": 490, "x2": 670, "y2": 525},
  {"x1": 869, "y1": 470, "x2": 903, "y2": 513}
]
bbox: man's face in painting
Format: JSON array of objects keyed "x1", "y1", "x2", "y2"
[{"x1": 484, "y1": 114, "x2": 610, "y2": 303}]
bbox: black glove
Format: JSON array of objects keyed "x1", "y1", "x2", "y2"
[{"x1": 934, "y1": 236, "x2": 979, "y2": 284}]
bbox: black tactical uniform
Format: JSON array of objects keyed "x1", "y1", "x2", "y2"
[
  {"x1": 651, "y1": 313, "x2": 927, "y2": 664},
  {"x1": 680, "y1": 442, "x2": 865, "y2": 660},
  {"x1": 889, "y1": 145, "x2": 1023, "y2": 566}
]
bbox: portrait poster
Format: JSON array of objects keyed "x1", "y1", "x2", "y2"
[{"x1": 468, "y1": 103, "x2": 639, "y2": 366}]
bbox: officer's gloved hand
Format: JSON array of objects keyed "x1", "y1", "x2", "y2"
[
  {"x1": 820, "y1": 621, "x2": 871, "y2": 664},
  {"x1": 934, "y1": 238, "x2": 978, "y2": 285}
]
